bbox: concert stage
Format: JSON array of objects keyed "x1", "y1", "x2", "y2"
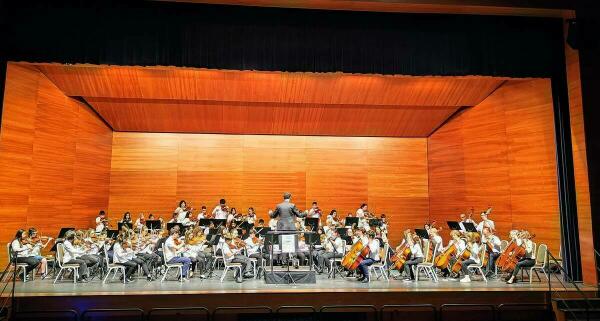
[{"x1": 10, "y1": 274, "x2": 596, "y2": 319}]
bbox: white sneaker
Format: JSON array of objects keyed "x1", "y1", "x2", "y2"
[{"x1": 460, "y1": 275, "x2": 471, "y2": 283}]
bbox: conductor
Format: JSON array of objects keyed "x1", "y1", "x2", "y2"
[{"x1": 271, "y1": 192, "x2": 305, "y2": 230}]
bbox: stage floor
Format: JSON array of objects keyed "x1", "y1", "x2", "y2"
[{"x1": 13, "y1": 272, "x2": 594, "y2": 297}]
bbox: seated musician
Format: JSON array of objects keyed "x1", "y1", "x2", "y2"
[
  {"x1": 428, "y1": 228, "x2": 443, "y2": 253},
  {"x1": 316, "y1": 229, "x2": 344, "y2": 274},
  {"x1": 197, "y1": 205, "x2": 208, "y2": 220},
  {"x1": 181, "y1": 212, "x2": 194, "y2": 227},
  {"x1": 113, "y1": 236, "x2": 150, "y2": 282},
  {"x1": 357, "y1": 231, "x2": 380, "y2": 283},
  {"x1": 62, "y1": 231, "x2": 90, "y2": 283},
  {"x1": 403, "y1": 234, "x2": 424, "y2": 282},
  {"x1": 506, "y1": 231, "x2": 536, "y2": 284},
  {"x1": 119, "y1": 212, "x2": 133, "y2": 225},
  {"x1": 268, "y1": 214, "x2": 278, "y2": 230},
  {"x1": 458, "y1": 212, "x2": 475, "y2": 232},
  {"x1": 440, "y1": 230, "x2": 466, "y2": 278},
  {"x1": 256, "y1": 219, "x2": 265, "y2": 228},
  {"x1": 133, "y1": 231, "x2": 161, "y2": 280},
  {"x1": 459, "y1": 233, "x2": 482, "y2": 283},
  {"x1": 164, "y1": 228, "x2": 192, "y2": 281},
  {"x1": 26, "y1": 227, "x2": 53, "y2": 278},
  {"x1": 11, "y1": 230, "x2": 40, "y2": 281},
  {"x1": 168, "y1": 212, "x2": 180, "y2": 224},
  {"x1": 221, "y1": 237, "x2": 253, "y2": 282},
  {"x1": 244, "y1": 229, "x2": 264, "y2": 261},
  {"x1": 185, "y1": 227, "x2": 213, "y2": 278},
  {"x1": 175, "y1": 200, "x2": 190, "y2": 222},
  {"x1": 95, "y1": 210, "x2": 108, "y2": 233},
  {"x1": 134, "y1": 213, "x2": 145, "y2": 231},
  {"x1": 482, "y1": 227, "x2": 501, "y2": 276}
]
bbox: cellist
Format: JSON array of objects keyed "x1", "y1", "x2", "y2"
[
  {"x1": 440, "y1": 230, "x2": 466, "y2": 278},
  {"x1": 482, "y1": 227, "x2": 501, "y2": 277},
  {"x1": 402, "y1": 233, "x2": 424, "y2": 282},
  {"x1": 356, "y1": 231, "x2": 380, "y2": 283},
  {"x1": 506, "y1": 230, "x2": 536, "y2": 284}
]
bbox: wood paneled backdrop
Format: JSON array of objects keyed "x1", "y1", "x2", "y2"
[
  {"x1": 108, "y1": 133, "x2": 430, "y2": 246},
  {"x1": 0, "y1": 64, "x2": 113, "y2": 265},
  {"x1": 428, "y1": 79, "x2": 561, "y2": 252}
]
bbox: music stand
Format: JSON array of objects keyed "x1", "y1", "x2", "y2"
[
  {"x1": 345, "y1": 217, "x2": 359, "y2": 227},
  {"x1": 145, "y1": 220, "x2": 161, "y2": 231},
  {"x1": 257, "y1": 227, "x2": 271, "y2": 237},
  {"x1": 106, "y1": 230, "x2": 119, "y2": 239},
  {"x1": 414, "y1": 229, "x2": 429, "y2": 239},
  {"x1": 463, "y1": 222, "x2": 478, "y2": 233},
  {"x1": 118, "y1": 222, "x2": 133, "y2": 231},
  {"x1": 336, "y1": 227, "x2": 349, "y2": 237},
  {"x1": 198, "y1": 219, "x2": 212, "y2": 227},
  {"x1": 166, "y1": 222, "x2": 186, "y2": 234},
  {"x1": 447, "y1": 221, "x2": 461, "y2": 231},
  {"x1": 212, "y1": 219, "x2": 227, "y2": 228},
  {"x1": 304, "y1": 218, "x2": 319, "y2": 231},
  {"x1": 369, "y1": 219, "x2": 382, "y2": 227},
  {"x1": 50, "y1": 227, "x2": 76, "y2": 251},
  {"x1": 239, "y1": 221, "x2": 254, "y2": 231}
]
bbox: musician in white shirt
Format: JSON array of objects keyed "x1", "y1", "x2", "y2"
[
  {"x1": 482, "y1": 227, "x2": 501, "y2": 276},
  {"x1": 62, "y1": 231, "x2": 90, "y2": 282},
  {"x1": 113, "y1": 237, "x2": 149, "y2": 282},
  {"x1": 458, "y1": 213, "x2": 476, "y2": 232},
  {"x1": 10, "y1": 230, "x2": 40, "y2": 280},
  {"x1": 460, "y1": 233, "x2": 482, "y2": 282},
  {"x1": 197, "y1": 206, "x2": 208, "y2": 221},
  {"x1": 95, "y1": 210, "x2": 107, "y2": 233},
  {"x1": 357, "y1": 231, "x2": 380, "y2": 283},
  {"x1": 403, "y1": 234, "x2": 424, "y2": 281},
  {"x1": 244, "y1": 230, "x2": 263, "y2": 260},
  {"x1": 506, "y1": 231, "x2": 536, "y2": 284},
  {"x1": 221, "y1": 237, "x2": 252, "y2": 282},
  {"x1": 476, "y1": 210, "x2": 495, "y2": 232},
  {"x1": 268, "y1": 215, "x2": 278, "y2": 230},
  {"x1": 212, "y1": 199, "x2": 229, "y2": 220},
  {"x1": 247, "y1": 207, "x2": 257, "y2": 225},
  {"x1": 164, "y1": 229, "x2": 192, "y2": 280},
  {"x1": 175, "y1": 200, "x2": 191, "y2": 222},
  {"x1": 316, "y1": 230, "x2": 344, "y2": 274},
  {"x1": 355, "y1": 204, "x2": 368, "y2": 218}
]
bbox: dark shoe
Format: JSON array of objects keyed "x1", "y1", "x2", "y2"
[
  {"x1": 243, "y1": 273, "x2": 253, "y2": 279},
  {"x1": 357, "y1": 276, "x2": 365, "y2": 282}
]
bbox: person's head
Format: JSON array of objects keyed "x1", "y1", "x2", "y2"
[
  {"x1": 258, "y1": 219, "x2": 265, "y2": 225},
  {"x1": 283, "y1": 192, "x2": 292, "y2": 200},
  {"x1": 482, "y1": 227, "x2": 492, "y2": 237},
  {"x1": 249, "y1": 230, "x2": 256, "y2": 237},
  {"x1": 149, "y1": 213, "x2": 155, "y2": 219},
  {"x1": 28, "y1": 227, "x2": 38, "y2": 237},
  {"x1": 172, "y1": 212, "x2": 178, "y2": 219},
  {"x1": 471, "y1": 233, "x2": 481, "y2": 244},
  {"x1": 450, "y1": 230, "x2": 461, "y2": 240},
  {"x1": 201, "y1": 206, "x2": 207, "y2": 213},
  {"x1": 412, "y1": 234, "x2": 421, "y2": 244},
  {"x1": 312, "y1": 201, "x2": 318, "y2": 209},
  {"x1": 367, "y1": 231, "x2": 375, "y2": 239},
  {"x1": 179, "y1": 200, "x2": 187, "y2": 208},
  {"x1": 459, "y1": 213, "x2": 466, "y2": 221},
  {"x1": 424, "y1": 223, "x2": 431, "y2": 231},
  {"x1": 169, "y1": 227, "x2": 179, "y2": 237},
  {"x1": 14, "y1": 229, "x2": 25, "y2": 240},
  {"x1": 248, "y1": 207, "x2": 254, "y2": 214},
  {"x1": 360, "y1": 203, "x2": 368, "y2": 211},
  {"x1": 330, "y1": 209, "x2": 337, "y2": 217},
  {"x1": 99, "y1": 210, "x2": 106, "y2": 217},
  {"x1": 124, "y1": 212, "x2": 131, "y2": 220},
  {"x1": 333, "y1": 229, "x2": 339, "y2": 238},
  {"x1": 346, "y1": 212, "x2": 352, "y2": 217},
  {"x1": 65, "y1": 230, "x2": 76, "y2": 241},
  {"x1": 230, "y1": 207, "x2": 237, "y2": 215},
  {"x1": 356, "y1": 228, "x2": 364, "y2": 236},
  {"x1": 480, "y1": 212, "x2": 488, "y2": 221},
  {"x1": 220, "y1": 199, "x2": 226, "y2": 206}
]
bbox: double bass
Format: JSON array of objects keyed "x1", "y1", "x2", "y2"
[{"x1": 341, "y1": 240, "x2": 370, "y2": 271}]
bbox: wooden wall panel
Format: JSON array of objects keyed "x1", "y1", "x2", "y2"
[
  {"x1": 0, "y1": 63, "x2": 113, "y2": 265},
  {"x1": 428, "y1": 79, "x2": 560, "y2": 252},
  {"x1": 566, "y1": 42, "x2": 595, "y2": 284},
  {"x1": 108, "y1": 133, "x2": 429, "y2": 245}
]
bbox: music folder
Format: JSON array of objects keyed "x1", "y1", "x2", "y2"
[
  {"x1": 447, "y1": 221, "x2": 461, "y2": 231},
  {"x1": 145, "y1": 220, "x2": 161, "y2": 230},
  {"x1": 414, "y1": 228, "x2": 430, "y2": 239}
]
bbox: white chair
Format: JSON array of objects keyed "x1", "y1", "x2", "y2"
[
  {"x1": 328, "y1": 240, "x2": 347, "y2": 278},
  {"x1": 102, "y1": 245, "x2": 126, "y2": 284},
  {"x1": 53, "y1": 243, "x2": 80, "y2": 284},
  {"x1": 529, "y1": 243, "x2": 549, "y2": 283},
  {"x1": 161, "y1": 243, "x2": 183, "y2": 282},
  {"x1": 220, "y1": 256, "x2": 243, "y2": 282},
  {"x1": 212, "y1": 244, "x2": 224, "y2": 270},
  {"x1": 466, "y1": 245, "x2": 488, "y2": 282},
  {"x1": 368, "y1": 243, "x2": 389, "y2": 282},
  {"x1": 415, "y1": 242, "x2": 439, "y2": 282},
  {"x1": 5, "y1": 243, "x2": 32, "y2": 282}
]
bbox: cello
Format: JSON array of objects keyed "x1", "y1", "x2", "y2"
[
  {"x1": 390, "y1": 244, "x2": 411, "y2": 270},
  {"x1": 499, "y1": 232, "x2": 534, "y2": 273},
  {"x1": 341, "y1": 240, "x2": 370, "y2": 270},
  {"x1": 434, "y1": 243, "x2": 456, "y2": 269}
]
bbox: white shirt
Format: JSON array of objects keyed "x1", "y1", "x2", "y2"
[
  {"x1": 244, "y1": 238, "x2": 260, "y2": 255},
  {"x1": 477, "y1": 219, "x2": 495, "y2": 232},
  {"x1": 369, "y1": 238, "x2": 381, "y2": 261},
  {"x1": 197, "y1": 212, "x2": 206, "y2": 221},
  {"x1": 113, "y1": 242, "x2": 134, "y2": 264},
  {"x1": 325, "y1": 237, "x2": 344, "y2": 254},
  {"x1": 95, "y1": 217, "x2": 105, "y2": 233},
  {"x1": 212, "y1": 206, "x2": 228, "y2": 220},
  {"x1": 469, "y1": 243, "x2": 481, "y2": 264},
  {"x1": 11, "y1": 240, "x2": 30, "y2": 258},
  {"x1": 164, "y1": 237, "x2": 183, "y2": 262},
  {"x1": 247, "y1": 214, "x2": 256, "y2": 225},
  {"x1": 486, "y1": 235, "x2": 502, "y2": 253},
  {"x1": 268, "y1": 219, "x2": 278, "y2": 230},
  {"x1": 221, "y1": 243, "x2": 239, "y2": 262},
  {"x1": 411, "y1": 242, "x2": 424, "y2": 259},
  {"x1": 175, "y1": 207, "x2": 189, "y2": 222},
  {"x1": 134, "y1": 218, "x2": 144, "y2": 230},
  {"x1": 356, "y1": 208, "x2": 365, "y2": 218},
  {"x1": 517, "y1": 238, "x2": 535, "y2": 259},
  {"x1": 62, "y1": 240, "x2": 86, "y2": 263}
]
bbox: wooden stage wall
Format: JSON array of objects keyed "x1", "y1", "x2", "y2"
[
  {"x1": 428, "y1": 79, "x2": 561, "y2": 252},
  {"x1": 108, "y1": 134, "x2": 430, "y2": 245},
  {"x1": 0, "y1": 64, "x2": 113, "y2": 264}
]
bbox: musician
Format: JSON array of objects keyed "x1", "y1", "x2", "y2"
[
  {"x1": 247, "y1": 207, "x2": 257, "y2": 225},
  {"x1": 244, "y1": 230, "x2": 264, "y2": 260},
  {"x1": 459, "y1": 233, "x2": 482, "y2": 283},
  {"x1": 175, "y1": 200, "x2": 191, "y2": 222},
  {"x1": 506, "y1": 231, "x2": 536, "y2": 284},
  {"x1": 168, "y1": 212, "x2": 180, "y2": 224},
  {"x1": 343, "y1": 212, "x2": 353, "y2": 226},
  {"x1": 181, "y1": 212, "x2": 194, "y2": 227},
  {"x1": 268, "y1": 213, "x2": 278, "y2": 230},
  {"x1": 62, "y1": 231, "x2": 90, "y2": 282},
  {"x1": 316, "y1": 230, "x2": 344, "y2": 274},
  {"x1": 119, "y1": 212, "x2": 133, "y2": 225},
  {"x1": 197, "y1": 205, "x2": 208, "y2": 220},
  {"x1": 403, "y1": 234, "x2": 424, "y2": 282},
  {"x1": 326, "y1": 210, "x2": 339, "y2": 226},
  {"x1": 227, "y1": 207, "x2": 238, "y2": 224},
  {"x1": 440, "y1": 230, "x2": 466, "y2": 278},
  {"x1": 113, "y1": 236, "x2": 152, "y2": 282},
  {"x1": 356, "y1": 204, "x2": 368, "y2": 218},
  {"x1": 476, "y1": 209, "x2": 495, "y2": 232},
  {"x1": 458, "y1": 213, "x2": 476, "y2": 232},
  {"x1": 164, "y1": 228, "x2": 192, "y2": 281},
  {"x1": 133, "y1": 233, "x2": 161, "y2": 279},
  {"x1": 221, "y1": 237, "x2": 253, "y2": 282},
  {"x1": 308, "y1": 201, "x2": 320, "y2": 218},
  {"x1": 428, "y1": 228, "x2": 443, "y2": 254},
  {"x1": 26, "y1": 227, "x2": 52, "y2": 278},
  {"x1": 95, "y1": 210, "x2": 108, "y2": 233},
  {"x1": 357, "y1": 231, "x2": 380, "y2": 283},
  {"x1": 134, "y1": 213, "x2": 145, "y2": 231},
  {"x1": 10, "y1": 230, "x2": 40, "y2": 281},
  {"x1": 212, "y1": 199, "x2": 229, "y2": 220},
  {"x1": 482, "y1": 227, "x2": 501, "y2": 276},
  {"x1": 256, "y1": 219, "x2": 266, "y2": 228}
]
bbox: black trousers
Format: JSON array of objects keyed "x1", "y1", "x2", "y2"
[{"x1": 16, "y1": 257, "x2": 40, "y2": 273}]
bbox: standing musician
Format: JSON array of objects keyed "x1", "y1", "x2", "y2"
[
  {"x1": 175, "y1": 200, "x2": 192, "y2": 222},
  {"x1": 134, "y1": 213, "x2": 145, "y2": 231},
  {"x1": 482, "y1": 227, "x2": 501, "y2": 276},
  {"x1": 119, "y1": 212, "x2": 133, "y2": 225},
  {"x1": 506, "y1": 231, "x2": 536, "y2": 284},
  {"x1": 458, "y1": 212, "x2": 476, "y2": 232},
  {"x1": 212, "y1": 199, "x2": 229, "y2": 220},
  {"x1": 459, "y1": 233, "x2": 482, "y2": 283},
  {"x1": 402, "y1": 233, "x2": 424, "y2": 282},
  {"x1": 95, "y1": 210, "x2": 109, "y2": 233},
  {"x1": 356, "y1": 231, "x2": 380, "y2": 283},
  {"x1": 316, "y1": 229, "x2": 344, "y2": 274},
  {"x1": 221, "y1": 237, "x2": 252, "y2": 282},
  {"x1": 10, "y1": 230, "x2": 40, "y2": 281},
  {"x1": 164, "y1": 228, "x2": 192, "y2": 281},
  {"x1": 247, "y1": 207, "x2": 257, "y2": 225},
  {"x1": 197, "y1": 205, "x2": 208, "y2": 220},
  {"x1": 308, "y1": 201, "x2": 321, "y2": 219},
  {"x1": 356, "y1": 204, "x2": 368, "y2": 219},
  {"x1": 476, "y1": 208, "x2": 495, "y2": 232}
]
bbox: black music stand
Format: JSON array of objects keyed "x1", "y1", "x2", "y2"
[
  {"x1": 414, "y1": 229, "x2": 429, "y2": 239},
  {"x1": 211, "y1": 219, "x2": 227, "y2": 228},
  {"x1": 447, "y1": 221, "x2": 461, "y2": 231},
  {"x1": 106, "y1": 230, "x2": 119, "y2": 239},
  {"x1": 256, "y1": 227, "x2": 271, "y2": 237},
  {"x1": 118, "y1": 222, "x2": 133, "y2": 231},
  {"x1": 304, "y1": 218, "x2": 319, "y2": 231},
  {"x1": 145, "y1": 220, "x2": 161, "y2": 231},
  {"x1": 198, "y1": 219, "x2": 212, "y2": 227},
  {"x1": 369, "y1": 219, "x2": 382, "y2": 227},
  {"x1": 345, "y1": 217, "x2": 359, "y2": 227},
  {"x1": 463, "y1": 222, "x2": 478, "y2": 233},
  {"x1": 166, "y1": 222, "x2": 186, "y2": 234},
  {"x1": 50, "y1": 227, "x2": 75, "y2": 252}
]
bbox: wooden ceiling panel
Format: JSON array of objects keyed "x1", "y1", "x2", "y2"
[
  {"x1": 86, "y1": 98, "x2": 458, "y2": 137},
  {"x1": 30, "y1": 63, "x2": 510, "y2": 137}
]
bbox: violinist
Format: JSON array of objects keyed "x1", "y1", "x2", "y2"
[
  {"x1": 356, "y1": 204, "x2": 368, "y2": 219},
  {"x1": 164, "y1": 228, "x2": 192, "y2": 281},
  {"x1": 119, "y1": 212, "x2": 133, "y2": 225},
  {"x1": 181, "y1": 212, "x2": 194, "y2": 227},
  {"x1": 175, "y1": 200, "x2": 192, "y2": 222},
  {"x1": 357, "y1": 231, "x2": 381, "y2": 283},
  {"x1": 316, "y1": 229, "x2": 344, "y2": 274},
  {"x1": 308, "y1": 201, "x2": 321, "y2": 218},
  {"x1": 227, "y1": 207, "x2": 238, "y2": 225},
  {"x1": 403, "y1": 234, "x2": 424, "y2": 282},
  {"x1": 459, "y1": 233, "x2": 482, "y2": 283},
  {"x1": 11, "y1": 230, "x2": 40, "y2": 281},
  {"x1": 482, "y1": 227, "x2": 501, "y2": 276},
  {"x1": 197, "y1": 205, "x2": 208, "y2": 220},
  {"x1": 95, "y1": 210, "x2": 109, "y2": 233},
  {"x1": 256, "y1": 219, "x2": 265, "y2": 229},
  {"x1": 244, "y1": 229, "x2": 264, "y2": 261},
  {"x1": 168, "y1": 212, "x2": 180, "y2": 224},
  {"x1": 247, "y1": 207, "x2": 257, "y2": 225},
  {"x1": 506, "y1": 231, "x2": 535, "y2": 284},
  {"x1": 134, "y1": 213, "x2": 145, "y2": 231},
  {"x1": 26, "y1": 228, "x2": 53, "y2": 278},
  {"x1": 326, "y1": 210, "x2": 339, "y2": 227},
  {"x1": 221, "y1": 237, "x2": 252, "y2": 282},
  {"x1": 212, "y1": 199, "x2": 229, "y2": 220},
  {"x1": 476, "y1": 209, "x2": 495, "y2": 232},
  {"x1": 62, "y1": 231, "x2": 90, "y2": 283}
]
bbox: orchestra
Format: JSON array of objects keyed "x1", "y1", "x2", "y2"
[{"x1": 9, "y1": 199, "x2": 546, "y2": 286}]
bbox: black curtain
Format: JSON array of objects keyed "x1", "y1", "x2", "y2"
[{"x1": 1, "y1": 0, "x2": 560, "y2": 78}]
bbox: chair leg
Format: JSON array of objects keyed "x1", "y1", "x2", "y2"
[
  {"x1": 479, "y1": 267, "x2": 487, "y2": 282},
  {"x1": 53, "y1": 269, "x2": 63, "y2": 284},
  {"x1": 103, "y1": 269, "x2": 111, "y2": 283},
  {"x1": 161, "y1": 267, "x2": 168, "y2": 282},
  {"x1": 220, "y1": 267, "x2": 228, "y2": 282}
]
